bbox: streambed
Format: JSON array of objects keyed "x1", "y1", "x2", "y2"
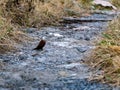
[{"x1": 0, "y1": 11, "x2": 119, "y2": 90}]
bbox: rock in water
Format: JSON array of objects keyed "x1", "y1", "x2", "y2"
[{"x1": 93, "y1": 0, "x2": 117, "y2": 10}]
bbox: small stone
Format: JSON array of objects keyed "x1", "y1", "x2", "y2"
[
  {"x1": 93, "y1": 0, "x2": 117, "y2": 10},
  {"x1": 19, "y1": 54, "x2": 28, "y2": 60},
  {"x1": 0, "y1": 59, "x2": 4, "y2": 62},
  {"x1": 75, "y1": 46, "x2": 88, "y2": 53},
  {"x1": 26, "y1": 28, "x2": 37, "y2": 33},
  {"x1": 84, "y1": 37, "x2": 90, "y2": 41},
  {"x1": 57, "y1": 63, "x2": 80, "y2": 69},
  {"x1": 53, "y1": 33, "x2": 63, "y2": 37},
  {"x1": 58, "y1": 71, "x2": 68, "y2": 77},
  {"x1": 0, "y1": 59, "x2": 10, "y2": 62}
]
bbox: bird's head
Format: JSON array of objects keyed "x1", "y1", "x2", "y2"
[{"x1": 41, "y1": 36, "x2": 46, "y2": 40}]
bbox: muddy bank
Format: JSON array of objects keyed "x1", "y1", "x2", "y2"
[{"x1": 0, "y1": 11, "x2": 119, "y2": 90}]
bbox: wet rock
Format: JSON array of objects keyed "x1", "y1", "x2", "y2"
[
  {"x1": 0, "y1": 72, "x2": 25, "y2": 88},
  {"x1": 73, "y1": 26, "x2": 90, "y2": 31},
  {"x1": 84, "y1": 33, "x2": 91, "y2": 41},
  {"x1": 0, "y1": 59, "x2": 4, "y2": 62},
  {"x1": 75, "y1": 46, "x2": 89, "y2": 53},
  {"x1": 12, "y1": 73, "x2": 22, "y2": 80},
  {"x1": 5, "y1": 79, "x2": 25, "y2": 88},
  {"x1": 0, "y1": 88, "x2": 9, "y2": 90},
  {"x1": 26, "y1": 28, "x2": 38, "y2": 33},
  {"x1": 18, "y1": 54, "x2": 28, "y2": 60},
  {"x1": 53, "y1": 33, "x2": 63, "y2": 37},
  {"x1": 0, "y1": 59, "x2": 9, "y2": 63},
  {"x1": 92, "y1": 0, "x2": 117, "y2": 10},
  {"x1": 49, "y1": 79, "x2": 113, "y2": 90},
  {"x1": 63, "y1": 16, "x2": 112, "y2": 24},
  {"x1": 20, "y1": 73, "x2": 37, "y2": 84},
  {"x1": 57, "y1": 63, "x2": 81, "y2": 69},
  {"x1": 52, "y1": 42, "x2": 70, "y2": 48},
  {"x1": 0, "y1": 78, "x2": 5, "y2": 87},
  {"x1": 84, "y1": 37, "x2": 90, "y2": 41},
  {"x1": 58, "y1": 71, "x2": 68, "y2": 77}
]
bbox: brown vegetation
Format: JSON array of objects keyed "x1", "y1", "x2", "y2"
[
  {"x1": 111, "y1": 0, "x2": 120, "y2": 9},
  {"x1": 0, "y1": 0, "x2": 30, "y2": 53},
  {"x1": 5, "y1": 0, "x2": 91, "y2": 27},
  {"x1": 87, "y1": 15, "x2": 120, "y2": 85}
]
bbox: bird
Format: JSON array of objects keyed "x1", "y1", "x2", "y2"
[{"x1": 33, "y1": 37, "x2": 46, "y2": 50}]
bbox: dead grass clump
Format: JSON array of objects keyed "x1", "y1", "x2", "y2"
[
  {"x1": 111, "y1": 0, "x2": 120, "y2": 9},
  {"x1": 0, "y1": 14, "x2": 14, "y2": 52},
  {"x1": 29, "y1": 0, "x2": 84, "y2": 27},
  {"x1": 0, "y1": 0, "x2": 32, "y2": 53},
  {"x1": 0, "y1": 17, "x2": 25, "y2": 53},
  {"x1": 3, "y1": 0, "x2": 92, "y2": 27},
  {"x1": 87, "y1": 15, "x2": 120, "y2": 85},
  {"x1": 4, "y1": 0, "x2": 34, "y2": 27}
]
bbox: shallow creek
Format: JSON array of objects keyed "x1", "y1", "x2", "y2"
[{"x1": 0, "y1": 11, "x2": 119, "y2": 90}]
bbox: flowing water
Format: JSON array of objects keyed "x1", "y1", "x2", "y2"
[{"x1": 0, "y1": 11, "x2": 119, "y2": 90}]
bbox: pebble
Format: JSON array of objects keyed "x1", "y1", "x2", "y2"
[{"x1": 75, "y1": 46, "x2": 89, "y2": 53}]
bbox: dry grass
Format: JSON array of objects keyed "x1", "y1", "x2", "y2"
[
  {"x1": 0, "y1": 2, "x2": 14, "y2": 53},
  {"x1": 111, "y1": 0, "x2": 120, "y2": 9},
  {"x1": 86, "y1": 15, "x2": 120, "y2": 85},
  {"x1": 3, "y1": 0, "x2": 92, "y2": 27},
  {"x1": 0, "y1": 0, "x2": 30, "y2": 53},
  {"x1": 0, "y1": 17, "x2": 28, "y2": 53}
]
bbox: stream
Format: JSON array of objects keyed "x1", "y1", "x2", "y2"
[{"x1": 0, "y1": 10, "x2": 119, "y2": 90}]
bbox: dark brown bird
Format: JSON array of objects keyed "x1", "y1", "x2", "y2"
[{"x1": 33, "y1": 39, "x2": 46, "y2": 50}]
